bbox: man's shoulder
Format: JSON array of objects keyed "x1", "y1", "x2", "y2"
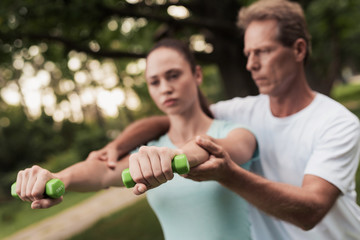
[
  {"x1": 315, "y1": 93, "x2": 358, "y2": 120},
  {"x1": 212, "y1": 94, "x2": 266, "y2": 109},
  {"x1": 309, "y1": 93, "x2": 360, "y2": 132}
]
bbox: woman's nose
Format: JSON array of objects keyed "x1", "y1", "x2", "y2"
[{"x1": 160, "y1": 81, "x2": 173, "y2": 94}]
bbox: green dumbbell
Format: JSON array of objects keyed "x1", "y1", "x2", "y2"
[
  {"x1": 122, "y1": 154, "x2": 190, "y2": 188},
  {"x1": 11, "y1": 179, "x2": 65, "y2": 199}
]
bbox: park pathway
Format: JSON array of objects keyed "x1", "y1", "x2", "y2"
[{"x1": 4, "y1": 188, "x2": 143, "y2": 240}]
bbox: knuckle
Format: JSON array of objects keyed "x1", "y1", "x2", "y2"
[
  {"x1": 139, "y1": 146, "x2": 149, "y2": 153},
  {"x1": 88, "y1": 151, "x2": 96, "y2": 157},
  {"x1": 31, "y1": 165, "x2": 40, "y2": 171},
  {"x1": 158, "y1": 147, "x2": 168, "y2": 155},
  {"x1": 129, "y1": 154, "x2": 139, "y2": 163}
]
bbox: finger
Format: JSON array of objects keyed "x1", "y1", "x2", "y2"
[
  {"x1": 129, "y1": 153, "x2": 150, "y2": 187},
  {"x1": 32, "y1": 174, "x2": 52, "y2": 200},
  {"x1": 107, "y1": 149, "x2": 118, "y2": 169},
  {"x1": 98, "y1": 150, "x2": 108, "y2": 161},
  {"x1": 20, "y1": 169, "x2": 31, "y2": 202},
  {"x1": 140, "y1": 151, "x2": 160, "y2": 187},
  {"x1": 25, "y1": 172, "x2": 38, "y2": 201},
  {"x1": 16, "y1": 170, "x2": 27, "y2": 201},
  {"x1": 31, "y1": 197, "x2": 63, "y2": 209},
  {"x1": 148, "y1": 149, "x2": 167, "y2": 184},
  {"x1": 159, "y1": 148, "x2": 174, "y2": 181},
  {"x1": 133, "y1": 183, "x2": 149, "y2": 195},
  {"x1": 195, "y1": 136, "x2": 224, "y2": 157}
]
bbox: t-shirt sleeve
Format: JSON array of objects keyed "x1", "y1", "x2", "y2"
[
  {"x1": 305, "y1": 115, "x2": 360, "y2": 194},
  {"x1": 210, "y1": 98, "x2": 244, "y2": 120}
]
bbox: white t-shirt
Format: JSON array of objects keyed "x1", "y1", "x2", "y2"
[{"x1": 211, "y1": 93, "x2": 360, "y2": 240}]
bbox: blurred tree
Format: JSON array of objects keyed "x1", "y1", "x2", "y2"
[
  {"x1": 1, "y1": 0, "x2": 359, "y2": 122},
  {"x1": 305, "y1": 0, "x2": 360, "y2": 94}
]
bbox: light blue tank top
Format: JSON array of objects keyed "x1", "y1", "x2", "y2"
[{"x1": 140, "y1": 120, "x2": 257, "y2": 240}]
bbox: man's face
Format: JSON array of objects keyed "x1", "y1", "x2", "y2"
[{"x1": 244, "y1": 19, "x2": 299, "y2": 96}]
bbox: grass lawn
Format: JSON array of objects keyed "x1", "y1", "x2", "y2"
[
  {"x1": 0, "y1": 192, "x2": 95, "y2": 239},
  {"x1": 70, "y1": 197, "x2": 163, "y2": 240}
]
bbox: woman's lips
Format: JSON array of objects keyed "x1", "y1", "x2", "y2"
[{"x1": 163, "y1": 98, "x2": 177, "y2": 107}]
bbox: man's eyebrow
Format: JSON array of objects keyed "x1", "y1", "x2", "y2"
[{"x1": 165, "y1": 68, "x2": 181, "y2": 74}]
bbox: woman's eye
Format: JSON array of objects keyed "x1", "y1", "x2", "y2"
[{"x1": 149, "y1": 80, "x2": 159, "y2": 86}]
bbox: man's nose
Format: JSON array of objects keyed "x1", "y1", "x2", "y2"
[{"x1": 246, "y1": 53, "x2": 260, "y2": 71}]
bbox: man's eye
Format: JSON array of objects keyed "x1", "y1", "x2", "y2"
[
  {"x1": 170, "y1": 73, "x2": 179, "y2": 79},
  {"x1": 167, "y1": 72, "x2": 180, "y2": 80}
]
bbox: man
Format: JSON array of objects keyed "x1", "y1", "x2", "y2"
[{"x1": 90, "y1": 0, "x2": 360, "y2": 239}]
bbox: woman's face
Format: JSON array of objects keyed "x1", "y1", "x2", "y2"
[{"x1": 145, "y1": 47, "x2": 201, "y2": 115}]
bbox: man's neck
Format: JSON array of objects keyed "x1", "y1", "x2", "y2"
[{"x1": 269, "y1": 82, "x2": 315, "y2": 118}]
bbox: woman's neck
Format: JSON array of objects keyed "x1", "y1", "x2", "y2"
[{"x1": 167, "y1": 107, "x2": 213, "y2": 147}]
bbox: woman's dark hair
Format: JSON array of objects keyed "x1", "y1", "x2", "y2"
[{"x1": 147, "y1": 38, "x2": 214, "y2": 119}]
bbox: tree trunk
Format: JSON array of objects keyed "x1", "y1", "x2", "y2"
[{"x1": 210, "y1": 34, "x2": 258, "y2": 99}]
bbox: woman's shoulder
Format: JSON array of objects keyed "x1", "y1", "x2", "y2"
[{"x1": 208, "y1": 119, "x2": 252, "y2": 138}]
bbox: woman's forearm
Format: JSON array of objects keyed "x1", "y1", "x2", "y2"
[{"x1": 55, "y1": 156, "x2": 129, "y2": 192}]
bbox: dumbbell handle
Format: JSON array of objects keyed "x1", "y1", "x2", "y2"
[
  {"x1": 11, "y1": 179, "x2": 65, "y2": 199},
  {"x1": 122, "y1": 154, "x2": 189, "y2": 188}
]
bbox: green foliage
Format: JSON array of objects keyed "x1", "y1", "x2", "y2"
[
  {"x1": 305, "y1": 0, "x2": 360, "y2": 93},
  {"x1": 0, "y1": 106, "x2": 109, "y2": 200}
]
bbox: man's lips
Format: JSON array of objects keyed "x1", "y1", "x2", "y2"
[
  {"x1": 253, "y1": 77, "x2": 267, "y2": 84},
  {"x1": 253, "y1": 76, "x2": 266, "y2": 81}
]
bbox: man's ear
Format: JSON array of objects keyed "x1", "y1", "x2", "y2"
[
  {"x1": 195, "y1": 65, "x2": 203, "y2": 85},
  {"x1": 293, "y1": 38, "x2": 307, "y2": 63}
]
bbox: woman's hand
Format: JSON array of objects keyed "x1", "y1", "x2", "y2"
[
  {"x1": 86, "y1": 142, "x2": 121, "y2": 169},
  {"x1": 128, "y1": 146, "x2": 182, "y2": 195},
  {"x1": 15, "y1": 165, "x2": 63, "y2": 209}
]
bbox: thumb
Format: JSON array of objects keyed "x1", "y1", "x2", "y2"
[
  {"x1": 31, "y1": 197, "x2": 63, "y2": 209},
  {"x1": 133, "y1": 183, "x2": 148, "y2": 195},
  {"x1": 195, "y1": 136, "x2": 224, "y2": 158}
]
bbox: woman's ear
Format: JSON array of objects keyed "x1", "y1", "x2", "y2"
[
  {"x1": 195, "y1": 65, "x2": 203, "y2": 85},
  {"x1": 293, "y1": 38, "x2": 307, "y2": 63}
]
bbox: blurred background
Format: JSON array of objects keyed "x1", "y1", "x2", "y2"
[{"x1": 1, "y1": 0, "x2": 360, "y2": 239}]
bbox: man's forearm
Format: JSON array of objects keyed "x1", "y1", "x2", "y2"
[
  {"x1": 111, "y1": 116, "x2": 170, "y2": 157},
  {"x1": 220, "y1": 162, "x2": 339, "y2": 230}
]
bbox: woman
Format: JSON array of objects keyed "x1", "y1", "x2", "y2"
[{"x1": 15, "y1": 39, "x2": 257, "y2": 240}]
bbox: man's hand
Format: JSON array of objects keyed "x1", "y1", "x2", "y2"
[
  {"x1": 15, "y1": 165, "x2": 63, "y2": 209},
  {"x1": 185, "y1": 136, "x2": 234, "y2": 183},
  {"x1": 86, "y1": 142, "x2": 121, "y2": 169}
]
